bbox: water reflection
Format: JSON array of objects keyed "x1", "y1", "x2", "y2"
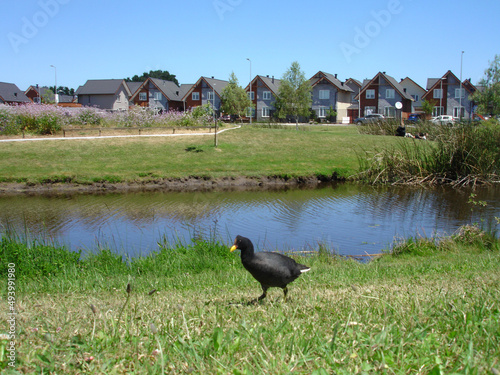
[{"x1": 0, "y1": 184, "x2": 498, "y2": 257}]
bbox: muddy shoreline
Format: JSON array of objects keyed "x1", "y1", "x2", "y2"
[{"x1": 0, "y1": 175, "x2": 343, "y2": 196}]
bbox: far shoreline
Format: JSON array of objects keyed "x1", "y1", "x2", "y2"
[{"x1": 0, "y1": 174, "x2": 344, "y2": 196}]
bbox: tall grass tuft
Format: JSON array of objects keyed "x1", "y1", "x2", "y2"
[
  {"x1": 357, "y1": 121, "x2": 500, "y2": 186},
  {"x1": 0, "y1": 232, "x2": 81, "y2": 278}
]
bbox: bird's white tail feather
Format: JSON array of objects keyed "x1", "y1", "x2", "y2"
[{"x1": 300, "y1": 267, "x2": 311, "y2": 273}]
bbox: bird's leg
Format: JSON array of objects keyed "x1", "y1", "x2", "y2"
[
  {"x1": 283, "y1": 286, "x2": 288, "y2": 302},
  {"x1": 258, "y1": 285, "x2": 268, "y2": 301}
]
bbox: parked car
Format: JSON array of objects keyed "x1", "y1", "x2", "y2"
[
  {"x1": 405, "y1": 113, "x2": 424, "y2": 124},
  {"x1": 354, "y1": 113, "x2": 385, "y2": 125},
  {"x1": 220, "y1": 114, "x2": 240, "y2": 123},
  {"x1": 431, "y1": 115, "x2": 456, "y2": 126}
]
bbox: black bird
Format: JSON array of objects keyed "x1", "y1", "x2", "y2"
[{"x1": 230, "y1": 235, "x2": 310, "y2": 302}]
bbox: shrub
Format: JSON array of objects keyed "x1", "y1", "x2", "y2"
[
  {"x1": 75, "y1": 107, "x2": 103, "y2": 126},
  {"x1": 0, "y1": 107, "x2": 19, "y2": 134},
  {"x1": 0, "y1": 103, "x2": 67, "y2": 135}
]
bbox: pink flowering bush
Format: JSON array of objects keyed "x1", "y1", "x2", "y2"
[
  {"x1": 0, "y1": 103, "x2": 215, "y2": 135},
  {"x1": 0, "y1": 105, "x2": 17, "y2": 134},
  {"x1": 0, "y1": 103, "x2": 69, "y2": 135},
  {"x1": 73, "y1": 107, "x2": 105, "y2": 126}
]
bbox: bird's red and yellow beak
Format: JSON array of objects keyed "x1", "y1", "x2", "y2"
[{"x1": 230, "y1": 245, "x2": 238, "y2": 252}]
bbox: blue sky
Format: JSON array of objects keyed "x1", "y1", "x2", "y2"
[{"x1": 1, "y1": 0, "x2": 499, "y2": 91}]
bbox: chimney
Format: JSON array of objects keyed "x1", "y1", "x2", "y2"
[
  {"x1": 272, "y1": 76, "x2": 274, "y2": 84},
  {"x1": 335, "y1": 74, "x2": 338, "y2": 79},
  {"x1": 211, "y1": 76, "x2": 214, "y2": 79},
  {"x1": 267, "y1": 75, "x2": 269, "y2": 78}
]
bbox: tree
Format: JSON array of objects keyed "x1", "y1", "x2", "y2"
[
  {"x1": 220, "y1": 72, "x2": 252, "y2": 122},
  {"x1": 422, "y1": 99, "x2": 435, "y2": 117},
  {"x1": 125, "y1": 70, "x2": 179, "y2": 86},
  {"x1": 471, "y1": 54, "x2": 500, "y2": 116},
  {"x1": 327, "y1": 106, "x2": 337, "y2": 123},
  {"x1": 49, "y1": 86, "x2": 75, "y2": 96},
  {"x1": 276, "y1": 61, "x2": 312, "y2": 129}
]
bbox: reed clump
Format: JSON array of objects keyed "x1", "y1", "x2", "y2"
[{"x1": 357, "y1": 120, "x2": 500, "y2": 186}]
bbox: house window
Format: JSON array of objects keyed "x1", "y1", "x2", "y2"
[
  {"x1": 366, "y1": 89, "x2": 375, "y2": 99},
  {"x1": 154, "y1": 92, "x2": 162, "y2": 101},
  {"x1": 433, "y1": 89, "x2": 443, "y2": 99},
  {"x1": 248, "y1": 92, "x2": 255, "y2": 100},
  {"x1": 453, "y1": 106, "x2": 465, "y2": 118},
  {"x1": 319, "y1": 90, "x2": 330, "y2": 100},
  {"x1": 139, "y1": 92, "x2": 147, "y2": 101},
  {"x1": 384, "y1": 106, "x2": 396, "y2": 118},
  {"x1": 262, "y1": 107, "x2": 270, "y2": 117},
  {"x1": 263, "y1": 91, "x2": 271, "y2": 100},
  {"x1": 192, "y1": 92, "x2": 200, "y2": 101},
  {"x1": 318, "y1": 107, "x2": 327, "y2": 118},
  {"x1": 432, "y1": 106, "x2": 444, "y2": 116},
  {"x1": 455, "y1": 88, "x2": 465, "y2": 99},
  {"x1": 116, "y1": 94, "x2": 121, "y2": 102},
  {"x1": 364, "y1": 106, "x2": 376, "y2": 116},
  {"x1": 385, "y1": 89, "x2": 395, "y2": 99},
  {"x1": 411, "y1": 94, "x2": 419, "y2": 102},
  {"x1": 207, "y1": 91, "x2": 214, "y2": 101}
]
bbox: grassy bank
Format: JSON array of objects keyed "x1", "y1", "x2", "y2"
[
  {"x1": 0, "y1": 126, "x2": 401, "y2": 185},
  {"x1": 1, "y1": 226, "x2": 499, "y2": 373}
]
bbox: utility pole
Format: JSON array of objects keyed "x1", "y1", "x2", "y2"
[
  {"x1": 247, "y1": 58, "x2": 252, "y2": 124},
  {"x1": 50, "y1": 65, "x2": 58, "y2": 104},
  {"x1": 459, "y1": 51, "x2": 464, "y2": 120}
]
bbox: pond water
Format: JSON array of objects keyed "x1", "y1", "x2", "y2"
[{"x1": 0, "y1": 183, "x2": 499, "y2": 257}]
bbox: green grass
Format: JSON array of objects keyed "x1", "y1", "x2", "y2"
[
  {"x1": 1, "y1": 227, "x2": 499, "y2": 374},
  {"x1": 0, "y1": 126, "x2": 402, "y2": 184}
]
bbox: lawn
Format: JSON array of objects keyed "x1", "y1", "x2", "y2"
[
  {"x1": 1, "y1": 228, "x2": 499, "y2": 374},
  {"x1": 0, "y1": 125, "x2": 404, "y2": 184}
]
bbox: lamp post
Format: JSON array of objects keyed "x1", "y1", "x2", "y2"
[
  {"x1": 247, "y1": 58, "x2": 252, "y2": 124},
  {"x1": 440, "y1": 77, "x2": 445, "y2": 117},
  {"x1": 50, "y1": 65, "x2": 58, "y2": 104},
  {"x1": 459, "y1": 51, "x2": 464, "y2": 120},
  {"x1": 358, "y1": 86, "x2": 361, "y2": 119},
  {"x1": 213, "y1": 83, "x2": 217, "y2": 147}
]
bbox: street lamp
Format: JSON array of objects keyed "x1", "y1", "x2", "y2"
[
  {"x1": 440, "y1": 77, "x2": 446, "y2": 116},
  {"x1": 247, "y1": 58, "x2": 252, "y2": 124},
  {"x1": 212, "y1": 82, "x2": 217, "y2": 147},
  {"x1": 50, "y1": 65, "x2": 58, "y2": 104},
  {"x1": 459, "y1": 51, "x2": 464, "y2": 120}
]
